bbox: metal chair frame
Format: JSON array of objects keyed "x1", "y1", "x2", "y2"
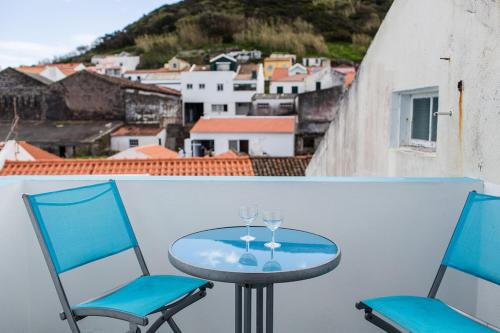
[
  {"x1": 355, "y1": 191, "x2": 500, "y2": 332},
  {"x1": 23, "y1": 180, "x2": 213, "y2": 333}
]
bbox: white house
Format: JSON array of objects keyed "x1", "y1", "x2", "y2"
[
  {"x1": 164, "y1": 57, "x2": 191, "y2": 71},
  {"x1": 307, "y1": 0, "x2": 500, "y2": 188},
  {"x1": 270, "y1": 64, "x2": 341, "y2": 94},
  {"x1": 110, "y1": 126, "x2": 166, "y2": 152},
  {"x1": 91, "y1": 52, "x2": 140, "y2": 77},
  {"x1": 108, "y1": 144, "x2": 177, "y2": 159},
  {"x1": 227, "y1": 50, "x2": 262, "y2": 63},
  {"x1": 181, "y1": 54, "x2": 265, "y2": 123},
  {"x1": 187, "y1": 116, "x2": 296, "y2": 157},
  {"x1": 0, "y1": 140, "x2": 60, "y2": 169},
  {"x1": 123, "y1": 68, "x2": 183, "y2": 91},
  {"x1": 302, "y1": 57, "x2": 329, "y2": 67}
]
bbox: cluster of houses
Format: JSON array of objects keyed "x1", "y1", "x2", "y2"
[{"x1": 0, "y1": 49, "x2": 355, "y2": 175}]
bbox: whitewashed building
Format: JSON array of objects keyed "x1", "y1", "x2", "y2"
[
  {"x1": 108, "y1": 144, "x2": 177, "y2": 159},
  {"x1": 227, "y1": 50, "x2": 262, "y2": 63},
  {"x1": 307, "y1": 0, "x2": 500, "y2": 188},
  {"x1": 124, "y1": 69, "x2": 183, "y2": 91},
  {"x1": 269, "y1": 64, "x2": 342, "y2": 94},
  {"x1": 16, "y1": 63, "x2": 86, "y2": 82},
  {"x1": 186, "y1": 117, "x2": 296, "y2": 157},
  {"x1": 110, "y1": 126, "x2": 166, "y2": 152},
  {"x1": 91, "y1": 52, "x2": 140, "y2": 77},
  {"x1": 181, "y1": 54, "x2": 265, "y2": 123}
]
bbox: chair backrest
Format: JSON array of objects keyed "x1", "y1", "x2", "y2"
[
  {"x1": 442, "y1": 191, "x2": 500, "y2": 285},
  {"x1": 24, "y1": 181, "x2": 139, "y2": 274}
]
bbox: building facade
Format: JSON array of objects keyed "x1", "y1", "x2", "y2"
[
  {"x1": 263, "y1": 54, "x2": 296, "y2": 80},
  {"x1": 181, "y1": 54, "x2": 264, "y2": 123},
  {"x1": 306, "y1": 0, "x2": 500, "y2": 186},
  {"x1": 91, "y1": 52, "x2": 140, "y2": 77},
  {"x1": 187, "y1": 117, "x2": 296, "y2": 157},
  {"x1": 110, "y1": 126, "x2": 167, "y2": 152}
]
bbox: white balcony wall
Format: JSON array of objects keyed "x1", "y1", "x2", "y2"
[{"x1": 1, "y1": 177, "x2": 496, "y2": 333}]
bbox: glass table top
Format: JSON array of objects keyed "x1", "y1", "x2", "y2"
[{"x1": 169, "y1": 227, "x2": 340, "y2": 284}]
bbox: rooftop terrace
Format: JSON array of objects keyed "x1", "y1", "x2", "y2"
[{"x1": 0, "y1": 176, "x2": 498, "y2": 332}]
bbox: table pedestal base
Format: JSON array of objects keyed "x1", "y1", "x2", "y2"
[{"x1": 235, "y1": 284, "x2": 274, "y2": 333}]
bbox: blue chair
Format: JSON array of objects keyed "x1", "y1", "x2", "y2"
[
  {"x1": 23, "y1": 180, "x2": 213, "y2": 333},
  {"x1": 356, "y1": 191, "x2": 500, "y2": 333}
]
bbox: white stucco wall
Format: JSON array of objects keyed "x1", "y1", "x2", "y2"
[
  {"x1": 111, "y1": 130, "x2": 166, "y2": 152},
  {"x1": 181, "y1": 65, "x2": 264, "y2": 117},
  {"x1": 307, "y1": 0, "x2": 500, "y2": 185},
  {"x1": 189, "y1": 131, "x2": 295, "y2": 156},
  {"x1": 270, "y1": 81, "x2": 306, "y2": 94},
  {"x1": 0, "y1": 177, "x2": 486, "y2": 332}
]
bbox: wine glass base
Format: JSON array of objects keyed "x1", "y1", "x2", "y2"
[
  {"x1": 264, "y1": 242, "x2": 281, "y2": 249},
  {"x1": 240, "y1": 235, "x2": 256, "y2": 242}
]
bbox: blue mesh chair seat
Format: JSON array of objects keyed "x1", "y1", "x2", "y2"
[
  {"x1": 356, "y1": 192, "x2": 500, "y2": 333},
  {"x1": 74, "y1": 275, "x2": 208, "y2": 320},
  {"x1": 23, "y1": 181, "x2": 213, "y2": 333},
  {"x1": 362, "y1": 296, "x2": 496, "y2": 333}
]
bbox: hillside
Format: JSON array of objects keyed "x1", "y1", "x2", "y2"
[{"x1": 61, "y1": 0, "x2": 393, "y2": 68}]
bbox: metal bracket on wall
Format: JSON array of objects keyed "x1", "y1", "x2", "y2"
[{"x1": 434, "y1": 111, "x2": 453, "y2": 117}]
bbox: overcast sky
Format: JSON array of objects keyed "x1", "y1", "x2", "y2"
[{"x1": 0, "y1": 0, "x2": 177, "y2": 68}]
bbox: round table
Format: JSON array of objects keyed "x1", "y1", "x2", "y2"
[{"x1": 169, "y1": 226, "x2": 341, "y2": 333}]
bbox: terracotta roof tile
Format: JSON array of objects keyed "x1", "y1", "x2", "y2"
[
  {"x1": 251, "y1": 156, "x2": 311, "y2": 176},
  {"x1": 111, "y1": 126, "x2": 164, "y2": 137},
  {"x1": 18, "y1": 141, "x2": 61, "y2": 160},
  {"x1": 271, "y1": 68, "x2": 289, "y2": 81},
  {"x1": 0, "y1": 158, "x2": 255, "y2": 176},
  {"x1": 191, "y1": 117, "x2": 296, "y2": 134},
  {"x1": 135, "y1": 145, "x2": 178, "y2": 159}
]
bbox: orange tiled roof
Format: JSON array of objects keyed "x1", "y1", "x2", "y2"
[
  {"x1": 18, "y1": 141, "x2": 61, "y2": 160},
  {"x1": 191, "y1": 117, "x2": 296, "y2": 134},
  {"x1": 271, "y1": 68, "x2": 289, "y2": 81},
  {"x1": 0, "y1": 157, "x2": 255, "y2": 176},
  {"x1": 17, "y1": 65, "x2": 46, "y2": 74},
  {"x1": 135, "y1": 145, "x2": 178, "y2": 159},
  {"x1": 111, "y1": 126, "x2": 164, "y2": 137},
  {"x1": 215, "y1": 150, "x2": 240, "y2": 158}
]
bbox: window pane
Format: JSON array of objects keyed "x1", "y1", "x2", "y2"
[
  {"x1": 431, "y1": 97, "x2": 439, "y2": 142},
  {"x1": 411, "y1": 98, "x2": 431, "y2": 141}
]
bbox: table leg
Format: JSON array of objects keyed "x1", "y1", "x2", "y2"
[
  {"x1": 257, "y1": 287, "x2": 264, "y2": 333},
  {"x1": 244, "y1": 286, "x2": 252, "y2": 333},
  {"x1": 235, "y1": 285, "x2": 242, "y2": 333},
  {"x1": 266, "y1": 284, "x2": 274, "y2": 333}
]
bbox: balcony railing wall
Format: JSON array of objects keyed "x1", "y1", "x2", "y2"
[{"x1": 0, "y1": 176, "x2": 494, "y2": 332}]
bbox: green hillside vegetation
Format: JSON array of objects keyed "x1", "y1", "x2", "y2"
[{"x1": 60, "y1": 0, "x2": 393, "y2": 67}]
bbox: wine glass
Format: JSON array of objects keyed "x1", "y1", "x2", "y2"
[
  {"x1": 263, "y1": 210, "x2": 282, "y2": 249},
  {"x1": 239, "y1": 205, "x2": 258, "y2": 241}
]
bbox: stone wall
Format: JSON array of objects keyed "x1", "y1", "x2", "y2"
[
  {"x1": 0, "y1": 68, "x2": 51, "y2": 121},
  {"x1": 124, "y1": 91, "x2": 181, "y2": 125},
  {"x1": 296, "y1": 86, "x2": 344, "y2": 155}
]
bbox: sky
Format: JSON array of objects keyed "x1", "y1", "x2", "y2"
[{"x1": 0, "y1": 0, "x2": 178, "y2": 68}]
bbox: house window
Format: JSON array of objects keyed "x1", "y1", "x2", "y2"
[
  {"x1": 229, "y1": 140, "x2": 249, "y2": 154},
  {"x1": 395, "y1": 88, "x2": 439, "y2": 150},
  {"x1": 292, "y1": 86, "x2": 299, "y2": 94},
  {"x1": 257, "y1": 103, "x2": 270, "y2": 109},
  {"x1": 279, "y1": 103, "x2": 294, "y2": 112},
  {"x1": 129, "y1": 139, "x2": 139, "y2": 148},
  {"x1": 199, "y1": 83, "x2": 205, "y2": 89},
  {"x1": 187, "y1": 84, "x2": 193, "y2": 90},
  {"x1": 217, "y1": 83, "x2": 224, "y2": 91},
  {"x1": 212, "y1": 104, "x2": 228, "y2": 112},
  {"x1": 410, "y1": 95, "x2": 438, "y2": 146},
  {"x1": 316, "y1": 82, "x2": 321, "y2": 91},
  {"x1": 277, "y1": 86, "x2": 284, "y2": 94},
  {"x1": 158, "y1": 138, "x2": 162, "y2": 146}
]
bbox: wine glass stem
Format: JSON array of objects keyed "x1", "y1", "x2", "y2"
[
  {"x1": 247, "y1": 225, "x2": 250, "y2": 236},
  {"x1": 272, "y1": 231, "x2": 275, "y2": 244}
]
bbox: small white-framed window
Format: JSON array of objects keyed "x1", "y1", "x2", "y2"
[
  {"x1": 211, "y1": 104, "x2": 228, "y2": 112},
  {"x1": 410, "y1": 94, "x2": 438, "y2": 148},
  {"x1": 199, "y1": 83, "x2": 205, "y2": 89},
  {"x1": 187, "y1": 83, "x2": 193, "y2": 90},
  {"x1": 217, "y1": 83, "x2": 224, "y2": 91},
  {"x1": 392, "y1": 87, "x2": 439, "y2": 151}
]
